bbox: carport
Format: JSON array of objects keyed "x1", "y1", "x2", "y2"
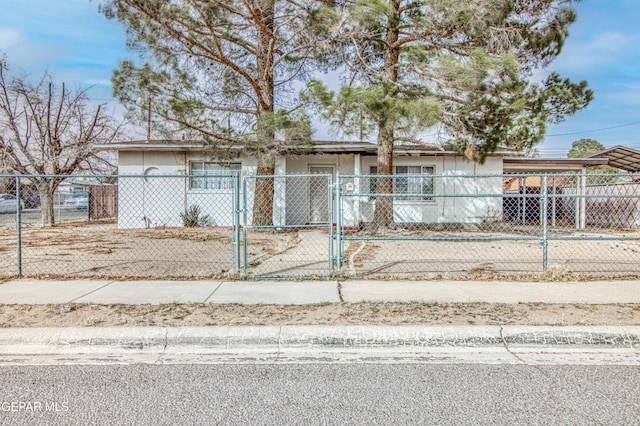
[
  {"x1": 587, "y1": 145, "x2": 640, "y2": 173},
  {"x1": 502, "y1": 157, "x2": 609, "y2": 229}
]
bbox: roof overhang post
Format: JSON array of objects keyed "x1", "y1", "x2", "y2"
[
  {"x1": 551, "y1": 175, "x2": 557, "y2": 227},
  {"x1": 521, "y1": 176, "x2": 527, "y2": 225},
  {"x1": 354, "y1": 154, "x2": 361, "y2": 226},
  {"x1": 579, "y1": 167, "x2": 587, "y2": 229}
]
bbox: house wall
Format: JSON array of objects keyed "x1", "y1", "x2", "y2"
[
  {"x1": 116, "y1": 150, "x2": 504, "y2": 229},
  {"x1": 354, "y1": 155, "x2": 503, "y2": 225},
  {"x1": 117, "y1": 150, "x2": 259, "y2": 229},
  {"x1": 284, "y1": 153, "x2": 356, "y2": 226}
]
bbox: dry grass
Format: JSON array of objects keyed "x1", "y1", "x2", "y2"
[{"x1": 2, "y1": 302, "x2": 640, "y2": 328}]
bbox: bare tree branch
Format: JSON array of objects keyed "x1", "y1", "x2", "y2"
[{"x1": 0, "y1": 57, "x2": 123, "y2": 225}]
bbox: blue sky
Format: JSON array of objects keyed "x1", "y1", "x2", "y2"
[{"x1": 1, "y1": 0, "x2": 638, "y2": 157}]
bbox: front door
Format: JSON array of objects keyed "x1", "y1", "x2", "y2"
[{"x1": 309, "y1": 166, "x2": 334, "y2": 223}]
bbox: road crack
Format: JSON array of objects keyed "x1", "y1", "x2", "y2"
[
  {"x1": 499, "y1": 326, "x2": 527, "y2": 365},
  {"x1": 155, "y1": 327, "x2": 169, "y2": 365}
]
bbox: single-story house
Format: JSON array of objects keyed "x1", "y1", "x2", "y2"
[{"x1": 97, "y1": 140, "x2": 608, "y2": 229}]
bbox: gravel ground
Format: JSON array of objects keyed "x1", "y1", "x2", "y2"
[{"x1": 2, "y1": 221, "x2": 640, "y2": 279}]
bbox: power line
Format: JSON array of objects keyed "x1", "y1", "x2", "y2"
[{"x1": 546, "y1": 120, "x2": 640, "y2": 137}]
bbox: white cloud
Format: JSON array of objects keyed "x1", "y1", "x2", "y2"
[
  {"x1": 84, "y1": 79, "x2": 112, "y2": 86},
  {"x1": 0, "y1": 28, "x2": 22, "y2": 50},
  {"x1": 598, "y1": 86, "x2": 640, "y2": 106},
  {"x1": 578, "y1": 32, "x2": 629, "y2": 53}
]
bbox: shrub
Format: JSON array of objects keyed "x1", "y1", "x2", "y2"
[{"x1": 180, "y1": 205, "x2": 212, "y2": 227}]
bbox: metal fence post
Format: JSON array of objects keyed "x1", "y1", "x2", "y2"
[
  {"x1": 232, "y1": 172, "x2": 241, "y2": 273},
  {"x1": 580, "y1": 170, "x2": 587, "y2": 230},
  {"x1": 242, "y1": 177, "x2": 249, "y2": 275},
  {"x1": 541, "y1": 175, "x2": 549, "y2": 271},
  {"x1": 15, "y1": 175, "x2": 22, "y2": 278},
  {"x1": 335, "y1": 173, "x2": 342, "y2": 271}
]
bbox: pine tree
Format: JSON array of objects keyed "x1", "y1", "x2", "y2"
[
  {"x1": 100, "y1": 0, "x2": 339, "y2": 225},
  {"x1": 304, "y1": 0, "x2": 593, "y2": 227}
]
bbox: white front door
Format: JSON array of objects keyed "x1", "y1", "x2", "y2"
[{"x1": 309, "y1": 166, "x2": 334, "y2": 223}]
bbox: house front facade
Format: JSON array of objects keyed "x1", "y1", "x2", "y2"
[{"x1": 100, "y1": 140, "x2": 602, "y2": 229}]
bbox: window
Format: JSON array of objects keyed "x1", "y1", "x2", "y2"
[
  {"x1": 369, "y1": 165, "x2": 434, "y2": 201},
  {"x1": 190, "y1": 161, "x2": 241, "y2": 190}
]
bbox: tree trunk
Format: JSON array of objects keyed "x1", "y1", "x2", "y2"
[
  {"x1": 374, "y1": 125, "x2": 394, "y2": 228},
  {"x1": 372, "y1": 1, "x2": 401, "y2": 229},
  {"x1": 36, "y1": 180, "x2": 56, "y2": 227},
  {"x1": 251, "y1": 0, "x2": 276, "y2": 227},
  {"x1": 252, "y1": 153, "x2": 275, "y2": 226}
]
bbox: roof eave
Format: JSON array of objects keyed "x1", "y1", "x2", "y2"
[{"x1": 503, "y1": 157, "x2": 609, "y2": 173}]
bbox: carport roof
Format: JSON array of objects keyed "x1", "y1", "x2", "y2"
[
  {"x1": 586, "y1": 145, "x2": 640, "y2": 172},
  {"x1": 502, "y1": 157, "x2": 608, "y2": 173}
]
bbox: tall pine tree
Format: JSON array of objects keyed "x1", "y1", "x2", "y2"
[
  {"x1": 100, "y1": 0, "x2": 339, "y2": 225},
  {"x1": 304, "y1": 0, "x2": 593, "y2": 227}
]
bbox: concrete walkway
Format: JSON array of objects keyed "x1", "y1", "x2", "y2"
[{"x1": 1, "y1": 278, "x2": 640, "y2": 305}]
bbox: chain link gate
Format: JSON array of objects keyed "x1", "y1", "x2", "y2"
[
  {"x1": 241, "y1": 174, "x2": 335, "y2": 279},
  {"x1": 545, "y1": 173, "x2": 640, "y2": 275}
]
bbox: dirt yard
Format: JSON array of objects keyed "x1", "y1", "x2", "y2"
[
  {"x1": 0, "y1": 221, "x2": 306, "y2": 279},
  {"x1": 2, "y1": 221, "x2": 640, "y2": 279},
  {"x1": 2, "y1": 302, "x2": 640, "y2": 327},
  {"x1": 342, "y1": 227, "x2": 640, "y2": 278}
]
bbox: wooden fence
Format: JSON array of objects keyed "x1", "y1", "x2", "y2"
[{"x1": 88, "y1": 186, "x2": 118, "y2": 220}]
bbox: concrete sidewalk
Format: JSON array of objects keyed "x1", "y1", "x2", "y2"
[
  {"x1": 2, "y1": 280, "x2": 640, "y2": 363},
  {"x1": 1, "y1": 278, "x2": 640, "y2": 305}
]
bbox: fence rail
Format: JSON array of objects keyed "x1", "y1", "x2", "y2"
[{"x1": 1, "y1": 172, "x2": 639, "y2": 280}]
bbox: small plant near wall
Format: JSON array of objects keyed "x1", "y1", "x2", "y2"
[{"x1": 180, "y1": 205, "x2": 212, "y2": 227}]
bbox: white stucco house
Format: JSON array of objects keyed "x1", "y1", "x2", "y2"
[{"x1": 97, "y1": 140, "x2": 608, "y2": 229}]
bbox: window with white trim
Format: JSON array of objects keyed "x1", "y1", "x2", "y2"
[
  {"x1": 369, "y1": 165, "x2": 435, "y2": 201},
  {"x1": 190, "y1": 161, "x2": 241, "y2": 190}
]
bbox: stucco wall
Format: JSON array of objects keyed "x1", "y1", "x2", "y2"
[
  {"x1": 117, "y1": 151, "x2": 258, "y2": 229},
  {"x1": 353, "y1": 155, "x2": 504, "y2": 226},
  {"x1": 117, "y1": 151, "x2": 187, "y2": 228},
  {"x1": 116, "y1": 150, "x2": 504, "y2": 229}
]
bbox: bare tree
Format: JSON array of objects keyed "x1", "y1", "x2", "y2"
[{"x1": 0, "y1": 57, "x2": 122, "y2": 226}]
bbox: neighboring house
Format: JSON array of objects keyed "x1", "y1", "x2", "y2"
[{"x1": 97, "y1": 140, "x2": 608, "y2": 229}]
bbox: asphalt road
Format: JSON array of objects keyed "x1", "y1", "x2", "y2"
[{"x1": 0, "y1": 363, "x2": 638, "y2": 425}]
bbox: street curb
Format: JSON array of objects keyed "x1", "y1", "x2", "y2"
[{"x1": 1, "y1": 326, "x2": 640, "y2": 356}]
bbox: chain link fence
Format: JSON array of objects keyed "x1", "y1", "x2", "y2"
[
  {"x1": 1, "y1": 174, "x2": 239, "y2": 279},
  {"x1": 338, "y1": 173, "x2": 640, "y2": 278},
  {"x1": 1, "y1": 172, "x2": 639, "y2": 280},
  {"x1": 338, "y1": 173, "x2": 539, "y2": 278},
  {"x1": 242, "y1": 174, "x2": 334, "y2": 278}
]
